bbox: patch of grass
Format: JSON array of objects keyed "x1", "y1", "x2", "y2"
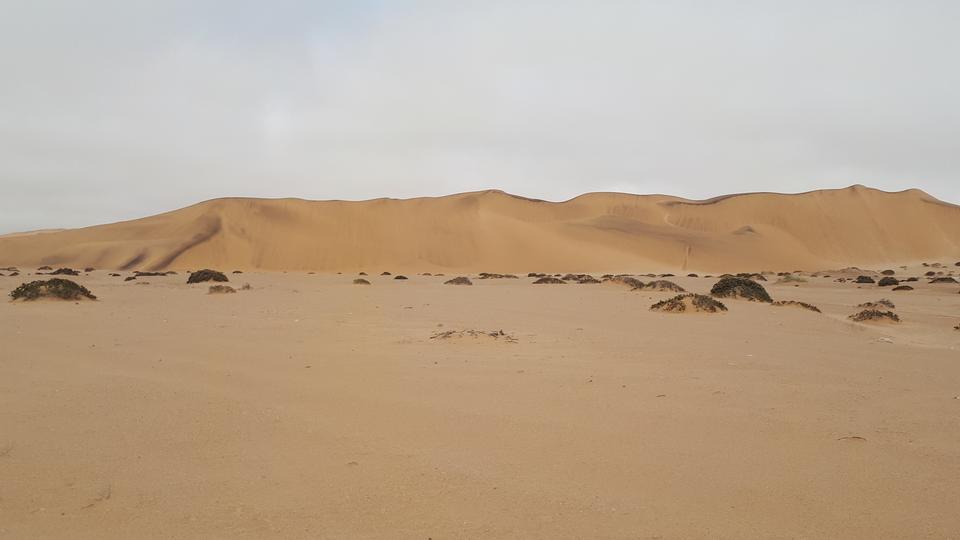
[
  {"x1": 187, "y1": 269, "x2": 228, "y2": 284},
  {"x1": 650, "y1": 294, "x2": 727, "y2": 313},
  {"x1": 771, "y1": 300, "x2": 821, "y2": 313},
  {"x1": 10, "y1": 278, "x2": 96, "y2": 301},
  {"x1": 710, "y1": 276, "x2": 773, "y2": 302},
  {"x1": 849, "y1": 310, "x2": 900, "y2": 323},
  {"x1": 208, "y1": 285, "x2": 236, "y2": 294}
]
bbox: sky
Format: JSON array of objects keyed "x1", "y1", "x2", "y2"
[{"x1": 1, "y1": 1, "x2": 958, "y2": 233}]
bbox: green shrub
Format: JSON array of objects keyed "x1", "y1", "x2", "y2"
[
  {"x1": 710, "y1": 276, "x2": 773, "y2": 302},
  {"x1": 10, "y1": 279, "x2": 97, "y2": 301}
]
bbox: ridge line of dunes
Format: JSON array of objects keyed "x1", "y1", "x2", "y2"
[{"x1": 1, "y1": 185, "x2": 958, "y2": 272}]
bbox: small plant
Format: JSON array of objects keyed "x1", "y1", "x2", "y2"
[
  {"x1": 880, "y1": 269, "x2": 896, "y2": 275},
  {"x1": 353, "y1": 278, "x2": 371, "y2": 285},
  {"x1": 381, "y1": 271, "x2": 391, "y2": 276},
  {"x1": 642, "y1": 280, "x2": 685, "y2": 292},
  {"x1": 37, "y1": 265, "x2": 52, "y2": 271},
  {"x1": 84, "y1": 267, "x2": 95, "y2": 272},
  {"x1": 650, "y1": 294, "x2": 727, "y2": 313},
  {"x1": 892, "y1": 285, "x2": 914, "y2": 291},
  {"x1": 394, "y1": 275, "x2": 408, "y2": 280},
  {"x1": 479, "y1": 273, "x2": 519, "y2": 279},
  {"x1": 532, "y1": 276, "x2": 566, "y2": 284},
  {"x1": 605, "y1": 275, "x2": 645, "y2": 289},
  {"x1": 849, "y1": 310, "x2": 900, "y2": 323},
  {"x1": 444, "y1": 276, "x2": 472, "y2": 285},
  {"x1": 878, "y1": 276, "x2": 899, "y2": 287},
  {"x1": 187, "y1": 269, "x2": 228, "y2": 284},
  {"x1": 49, "y1": 268, "x2": 80, "y2": 276},
  {"x1": 208, "y1": 285, "x2": 236, "y2": 294},
  {"x1": 930, "y1": 277, "x2": 958, "y2": 284},
  {"x1": 858, "y1": 299, "x2": 895, "y2": 309},
  {"x1": 10, "y1": 278, "x2": 97, "y2": 301},
  {"x1": 776, "y1": 274, "x2": 807, "y2": 284},
  {"x1": 855, "y1": 275, "x2": 876, "y2": 284},
  {"x1": 771, "y1": 300, "x2": 821, "y2": 313},
  {"x1": 710, "y1": 276, "x2": 773, "y2": 302}
]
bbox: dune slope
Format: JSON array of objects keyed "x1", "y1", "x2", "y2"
[{"x1": 1, "y1": 185, "x2": 958, "y2": 272}]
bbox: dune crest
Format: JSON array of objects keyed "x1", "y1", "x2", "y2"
[{"x1": 1, "y1": 185, "x2": 958, "y2": 272}]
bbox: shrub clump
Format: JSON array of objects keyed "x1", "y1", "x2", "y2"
[
  {"x1": 878, "y1": 276, "x2": 899, "y2": 287},
  {"x1": 855, "y1": 275, "x2": 876, "y2": 284},
  {"x1": 353, "y1": 278, "x2": 371, "y2": 285},
  {"x1": 187, "y1": 269, "x2": 228, "y2": 284},
  {"x1": 892, "y1": 285, "x2": 914, "y2": 291},
  {"x1": 533, "y1": 276, "x2": 566, "y2": 284},
  {"x1": 604, "y1": 275, "x2": 645, "y2": 289},
  {"x1": 710, "y1": 276, "x2": 773, "y2": 302},
  {"x1": 10, "y1": 278, "x2": 97, "y2": 301},
  {"x1": 48, "y1": 268, "x2": 80, "y2": 276},
  {"x1": 880, "y1": 269, "x2": 896, "y2": 275},
  {"x1": 771, "y1": 300, "x2": 821, "y2": 313},
  {"x1": 849, "y1": 310, "x2": 900, "y2": 323},
  {"x1": 444, "y1": 276, "x2": 473, "y2": 285},
  {"x1": 642, "y1": 280, "x2": 686, "y2": 292},
  {"x1": 479, "y1": 272, "x2": 519, "y2": 279},
  {"x1": 930, "y1": 277, "x2": 959, "y2": 284},
  {"x1": 208, "y1": 285, "x2": 236, "y2": 294},
  {"x1": 650, "y1": 294, "x2": 727, "y2": 313},
  {"x1": 394, "y1": 275, "x2": 408, "y2": 280},
  {"x1": 858, "y1": 299, "x2": 895, "y2": 309}
]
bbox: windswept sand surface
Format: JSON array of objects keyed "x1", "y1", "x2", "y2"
[
  {"x1": 0, "y1": 185, "x2": 958, "y2": 273},
  {"x1": 2, "y1": 269, "x2": 959, "y2": 538}
]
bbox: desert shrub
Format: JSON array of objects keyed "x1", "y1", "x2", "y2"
[
  {"x1": 533, "y1": 277, "x2": 566, "y2": 284},
  {"x1": 605, "y1": 276, "x2": 645, "y2": 289},
  {"x1": 924, "y1": 271, "x2": 936, "y2": 276},
  {"x1": 855, "y1": 275, "x2": 876, "y2": 284},
  {"x1": 858, "y1": 299, "x2": 895, "y2": 309},
  {"x1": 240, "y1": 283, "x2": 252, "y2": 290},
  {"x1": 353, "y1": 278, "x2": 371, "y2": 285},
  {"x1": 359, "y1": 272, "x2": 367, "y2": 276},
  {"x1": 892, "y1": 285, "x2": 913, "y2": 291},
  {"x1": 444, "y1": 276, "x2": 472, "y2": 285},
  {"x1": 187, "y1": 269, "x2": 228, "y2": 284},
  {"x1": 134, "y1": 271, "x2": 169, "y2": 277},
  {"x1": 49, "y1": 268, "x2": 79, "y2": 276},
  {"x1": 527, "y1": 272, "x2": 546, "y2": 278},
  {"x1": 905, "y1": 277, "x2": 919, "y2": 282},
  {"x1": 232, "y1": 270, "x2": 243, "y2": 274},
  {"x1": 10, "y1": 278, "x2": 96, "y2": 301},
  {"x1": 710, "y1": 276, "x2": 773, "y2": 302},
  {"x1": 108, "y1": 273, "x2": 120, "y2": 277},
  {"x1": 771, "y1": 300, "x2": 821, "y2": 313},
  {"x1": 124, "y1": 276, "x2": 137, "y2": 282},
  {"x1": 776, "y1": 274, "x2": 807, "y2": 283},
  {"x1": 208, "y1": 285, "x2": 236, "y2": 294},
  {"x1": 849, "y1": 310, "x2": 900, "y2": 323},
  {"x1": 660, "y1": 273, "x2": 675, "y2": 277},
  {"x1": 381, "y1": 271, "x2": 391, "y2": 276},
  {"x1": 643, "y1": 280, "x2": 685, "y2": 292},
  {"x1": 394, "y1": 275, "x2": 408, "y2": 280},
  {"x1": 84, "y1": 267, "x2": 95, "y2": 272},
  {"x1": 878, "y1": 276, "x2": 899, "y2": 287},
  {"x1": 479, "y1": 272, "x2": 519, "y2": 279},
  {"x1": 687, "y1": 273, "x2": 698, "y2": 277},
  {"x1": 9, "y1": 272, "x2": 18, "y2": 277},
  {"x1": 650, "y1": 294, "x2": 727, "y2": 313},
  {"x1": 880, "y1": 269, "x2": 895, "y2": 275},
  {"x1": 562, "y1": 273, "x2": 600, "y2": 284},
  {"x1": 737, "y1": 272, "x2": 767, "y2": 281},
  {"x1": 930, "y1": 277, "x2": 958, "y2": 284},
  {"x1": 37, "y1": 265, "x2": 52, "y2": 271}
]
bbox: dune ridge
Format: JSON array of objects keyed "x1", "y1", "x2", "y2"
[{"x1": 1, "y1": 185, "x2": 958, "y2": 272}]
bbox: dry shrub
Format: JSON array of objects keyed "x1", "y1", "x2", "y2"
[
  {"x1": 208, "y1": 285, "x2": 236, "y2": 294},
  {"x1": 10, "y1": 278, "x2": 96, "y2": 301},
  {"x1": 710, "y1": 276, "x2": 773, "y2": 302},
  {"x1": 650, "y1": 294, "x2": 727, "y2": 313},
  {"x1": 444, "y1": 276, "x2": 473, "y2": 285},
  {"x1": 771, "y1": 300, "x2": 821, "y2": 313}
]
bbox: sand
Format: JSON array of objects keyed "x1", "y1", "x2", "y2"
[
  {"x1": 2, "y1": 268, "x2": 959, "y2": 538},
  {"x1": 0, "y1": 185, "x2": 958, "y2": 273}
]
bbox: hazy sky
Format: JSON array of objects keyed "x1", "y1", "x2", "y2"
[{"x1": 2, "y1": 1, "x2": 958, "y2": 232}]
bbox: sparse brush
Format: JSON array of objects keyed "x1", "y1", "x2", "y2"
[
  {"x1": 394, "y1": 275, "x2": 408, "y2": 280},
  {"x1": 208, "y1": 285, "x2": 236, "y2": 294},
  {"x1": 444, "y1": 276, "x2": 472, "y2": 285},
  {"x1": 650, "y1": 294, "x2": 727, "y2": 313},
  {"x1": 642, "y1": 280, "x2": 685, "y2": 292},
  {"x1": 710, "y1": 276, "x2": 773, "y2": 302},
  {"x1": 49, "y1": 268, "x2": 79, "y2": 276},
  {"x1": 930, "y1": 277, "x2": 958, "y2": 284},
  {"x1": 776, "y1": 274, "x2": 807, "y2": 283},
  {"x1": 892, "y1": 285, "x2": 914, "y2": 291},
  {"x1": 877, "y1": 276, "x2": 899, "y2": 287},
  {"x1": 187, "y1": 269, "x2": 228, "y2": 284},
  {"x1": 353, "y1": 278, "x2": 371, "y2": 285},
  {"x1": 771, "y1": 300, "x2": 821, "y2": 313},
  {"x1": 533, "y1": 276, "x2": 566, "y2": 284},
  {"x1": 10, "y1": 278, "x2": 97, "y2": 301},
  {"x1": 858, "y1": 299, "x2": 895, "y2": 309},
  {"x1": 855, "y1": 275, "x2": 876, "y2": 284},
  {"x1": 849, "y1": 309, "x2": 900, "y2": 323}
]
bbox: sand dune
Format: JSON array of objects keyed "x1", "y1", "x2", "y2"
[{"x1": 1, "y1": 185, "x2": 958, "y2": 272}]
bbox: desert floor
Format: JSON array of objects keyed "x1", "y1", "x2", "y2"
[{"x1": 1, "y1": 269, "x2": 959, "y2": 539}]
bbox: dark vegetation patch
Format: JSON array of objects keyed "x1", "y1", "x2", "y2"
[
  {"x1": 430, "y1": 329, "x2": 518, "y2": 342},
  {"x1": 48, "y1": 268, "x2": 80, "y2": 276},
  {"x1": 353, "y1": 278, "x2": 371, "y2": 285},
  {"x1": 930, "y1": 277, "x2": 958, "y2": 284},
  {"x1": 881, "y1": 269, "x2": 896, "y2": 275},
  {"x1": 359, "y1": 272, "x2": 367, "y2": 276},
  {"x1": 109, "y1": 273, "x2": 121, "y2": 277},
  {"x1": 736, "y1": 272, "x2": 767, "y2": 281},
  {"x1": 37, "y1": 266, "x2": 52, "y2": 271},
  {"x1": 527, "y1": 272, "x2": 546, "y2": 278},
  {"x1": 604, "y1": 275, "x2": 645, "y2": 289},
  {"x1": 10, "y1": 279, "x2": 96, "y2": 301},
  {"x1": 394, "y1": 275, "x2": 408, "y2": 280},
  {"x1": 562, "y1": 273, "x2": 600, "y2": 284},
  {"x1": 710, "y1": 276, "x2": 773, "y2": 302},
  {"x1": 905, "y1": 277, "x2": 919, "y2": 282},
  {"x1": 650, "y1": 294, "x2": 727, "y2": 313},
  {"x1": 849, "y1": 310, "x2": 900, "y2": 323},
  {"x1": 855, "y1": 275, "x2": 876, "y2": 284},
  {"x1": 208, "y1": 285, "x2": 236, "y2": 294},
  {"x1": 479, "y1": 272, "x2": 519, "y2": 279},
  {"x1": 687, "y1": 273, "x2": 698, "y2": 277},
  {"x1": 232, "y1": 270, "x2": 243, "y2": 274},
  {"x1": 858, "y1": 299, "x2": 895, "y2": 310},
  {"x1": 444, "y1": 276, "x2": 473, "y2": 285},
  {"x1": 892, "y1": 285, "x2": 914, "y2": 291},
  {"x1": 134, "y1": 271, "x2": 173, "y2": 277},
  {"x1": 381, "y1": 271, "x2": 391, "y2": 276},
  {"x1": 771, "y1": 300, "x2": 821, "y2": 313},
  {"x1": 84, "y1": 267, "x2": 95, "y2": 272},
  {"x1": 642, "y1": 280, "x2": 685, "y2": 292},
  {"x1": 533, "y1": 276, "x2": 566, "y2": 284},
  {"x1": 187, "y1": 269, "x2": 228, "y2": 284},
  {"x1": 878, "y1": 276, "x2": 899, "y2": 287},
  {"x1": 124, "y1": 276, "x2": 137, "y2": 282}
]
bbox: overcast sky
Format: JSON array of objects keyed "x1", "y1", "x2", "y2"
[{"x1": 1, "y1": 1, "x2": 958, "y2": 232}]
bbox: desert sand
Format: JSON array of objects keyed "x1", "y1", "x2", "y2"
[
  {"x1": 2, "y1": 264, "x2": 959, "y2": 538},
  {"x1": 0, "y1": 185, "x2": 958, "y2": 273}
]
